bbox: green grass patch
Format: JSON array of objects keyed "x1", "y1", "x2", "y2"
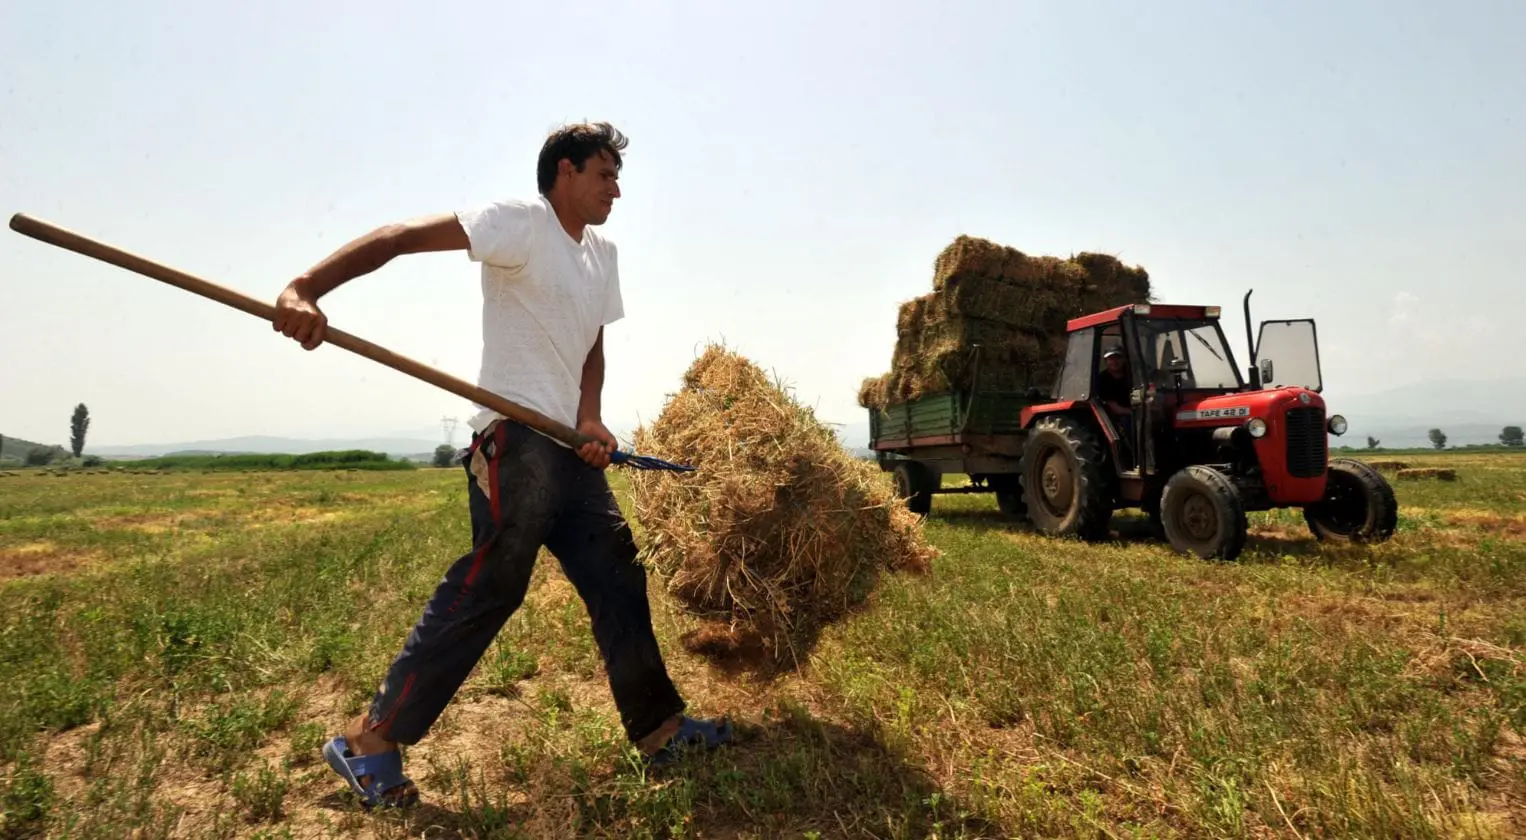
[{"x1": 0, "y1": 452, "x2": 1520, "y2": 837}]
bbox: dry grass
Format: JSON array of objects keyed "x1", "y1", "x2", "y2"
[{"x1": 629, "y1": 344, "x2": 938, "y2": 672}]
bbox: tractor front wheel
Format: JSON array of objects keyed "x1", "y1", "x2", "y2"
[
  {"x1": 1304, "y1": 457, "x2": 1399, "y2": 543},
  {"x1": 1019, "y1": 415, "x2": 1112, "y2": 540},
  {"x1": 1159, "y1": 465, "x2": 1247, "y2": 561}
]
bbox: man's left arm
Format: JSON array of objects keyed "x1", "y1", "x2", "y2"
[{"x1": 575, "y1": 328, "x2": 616, "y2": 467}]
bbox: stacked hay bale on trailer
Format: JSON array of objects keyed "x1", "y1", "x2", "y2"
[
  {"x1": 858, "y1": 236, "x2": 1151, "y2": 410},
  {"x1": 858, "y1": 234, "x2": 1152, "y2": 516}
]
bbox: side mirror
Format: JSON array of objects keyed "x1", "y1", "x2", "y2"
[{"x1": 1260, "y1": 358, "x2": 1274, "y2": 383}]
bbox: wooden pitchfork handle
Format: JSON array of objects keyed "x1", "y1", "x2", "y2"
[{"x1": 7, "y1": 212, "x2": 598, "y2": 452}]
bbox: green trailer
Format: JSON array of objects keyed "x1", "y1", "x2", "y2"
[{"x1": 868, "y1": 385, "x2": 1048, "y2": 517}]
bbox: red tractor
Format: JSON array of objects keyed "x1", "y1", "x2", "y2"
[{"x1": 870, "y1": 291, "x2": 1398, "y2": 560}]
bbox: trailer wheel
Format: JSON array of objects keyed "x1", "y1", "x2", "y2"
[
  {"x1": 1159, "y1": 465, "x2": 1247, "y2": 561},
  {"x1": 991, "y1": 475, "x2": 1025, "y2": 521},
  {"x1": 1303, "y1": 458, "x2": 1398, "y2": 543},
  {"x1": 1019, "y1": 415, "x2": 1112, "y2": 540},
  {"x1": 1140, "y1": 491, "x2": 1167, "y2": 540},
  {"x1": 892, "y1": 461, "x2": 936, "y2": 516}
]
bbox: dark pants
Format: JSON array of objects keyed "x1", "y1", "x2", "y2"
[
  {"x1": 1109, "y1": 410, "x2": 1136, "y2": 466},
  {"x1": 362, "y1": 419, "x2": 686, "y2": 745}
]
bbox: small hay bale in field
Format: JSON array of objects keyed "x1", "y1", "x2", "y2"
[
  {"x1": 1397, "y1": 468, "x2": 1458, "y2": 482},
  {"x1": 1366, "y1": 460, "x2": 1410, "y2": 471},
  {"x1": 630, "y1": 343, "x2": 938, "y2": 671}
]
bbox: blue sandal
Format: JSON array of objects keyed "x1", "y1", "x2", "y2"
[
  {"x1": 322, "y1": 736, "x2": 419, "y2": 809},
  {"x1": 646, "y1": 716, "x2": 733, "y2": 767}
]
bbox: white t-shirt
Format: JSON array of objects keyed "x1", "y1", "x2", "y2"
[{"x1": 455, "y1": 195, "x2": 624, "y2": 442}]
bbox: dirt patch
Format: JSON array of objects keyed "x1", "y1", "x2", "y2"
[
  {"x1": 241, "y1": 506, "x2": 347, "y2": 528},
  {"x1": 0, "y1": 541, "x2": 100, "y2": 581},
  {"x1": 1444, "y1": 511, "x2": 1526, "y2": 538},
  {"x1": 92, "y1": 510, "x2": 217, "y2": 534},
  {"x1": 1397, "y1": 467, "x2": 1458, "y2": 481},
  {"x1": 38, "y1": 721, "x2": 103, "y2": 803},
  {"x1": 184, "y1": 488, "x2": 240, "y2": 498},
  {"x1": 261, "y1": 675, "x2": 620, "y2": 838},
  {"x1": 1267, "y1": 592, "x2": 1424, "y2": 640}
]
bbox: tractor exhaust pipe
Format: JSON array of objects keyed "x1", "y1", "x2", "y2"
[{"x1": 1243, "y1": 289, "x2": 1261, "y2": 389}]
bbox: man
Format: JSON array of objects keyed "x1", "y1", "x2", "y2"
[
  {"x1": 272, "y1": 122, "x2": 730, "y2": 809},
  {"x1": 1096, "y1": 346, "x2": 1132, "y2": 419},
  {"x1": 1097, "y1": 345, "x2": 1135, "y2": 465}
]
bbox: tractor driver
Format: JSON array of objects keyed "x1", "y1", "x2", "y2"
[
  {"x1": 1097, "y1": 345, "x2": 1132, "y2": 421},
  {"x1": 1097, "y1": 345, "x2": 1136, "y2": 467}
]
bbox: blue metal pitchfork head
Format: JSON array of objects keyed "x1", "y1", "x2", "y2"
[{"x1": 611, "y1": 449, "x2": 696, "y2": 472}]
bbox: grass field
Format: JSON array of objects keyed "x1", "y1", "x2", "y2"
[{"x1": 0, "y1": 451, "x2": 1522, "y2": 838}]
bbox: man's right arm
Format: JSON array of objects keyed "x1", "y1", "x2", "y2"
[{"x1": 273, "y1": 212, "x2": 468, "y2": 350}]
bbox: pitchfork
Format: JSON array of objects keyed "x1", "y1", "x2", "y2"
[{"x1": 8, "y1": 213, "x2": 694, "y2": 473}]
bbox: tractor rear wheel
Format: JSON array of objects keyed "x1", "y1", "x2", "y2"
[
  {"x1": 892, "y1": 460, "x2": 936, "y2": 516},
  {"x1": 1159, "y1": 465, "x2": 1247, "y2": 561},
  {"x1": 1304, "y1": 457, "x2": 1398, "y2": 543},
  {"x1": 1019, "y1": 415, "x2": 1112, "y2": 540}
]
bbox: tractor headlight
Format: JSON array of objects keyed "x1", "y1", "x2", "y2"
[
  {"x1": 1328, "y1": 414, "x2": 1348, "y2": 436},
  {"x1": 1245, "y1": 417, "x2": 1268, "y2": 438}
]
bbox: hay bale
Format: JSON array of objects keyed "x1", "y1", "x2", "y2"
[
  {"x1": 1071, "y1": 251, "x2": 1152, "y2": 303},
  {"x1": 630, "y1": 343, "x2": 938, "y2": 669},
  {"x1": 933, "y1": 274, "x2": 1075, "y2": 329},
  {"x1": 1397, "y1": 468, "x2": 1457, "y2": 482},
  {"x1": 896, "y1": 294, "x2": 935, "y2": 335},
  {"x1": 932, "y1": 235, "x2": 1008, "y2": 290},
  {"x1": 1366, "y1": 460, "x2": 1410, "y2": 471},
  {"x1": 863, "y1": 235, "x2": 1151, "y2": 411}
]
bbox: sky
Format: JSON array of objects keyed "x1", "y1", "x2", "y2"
[{"x1": 3, "y1": 0, "x2": 1523, "y2": 450}]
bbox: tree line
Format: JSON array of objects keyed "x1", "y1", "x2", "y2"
[{"x1": 1363, "y1": 426, "x2": 1524, "y2": 450}]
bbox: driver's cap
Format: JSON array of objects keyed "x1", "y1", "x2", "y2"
[{"x1": 1103, "y1": 345, "x2": 1125, "y2": 359}]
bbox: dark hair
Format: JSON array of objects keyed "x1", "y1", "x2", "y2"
[{"x1": 536, "y1": 122, "x2": 627, "y2": 195}]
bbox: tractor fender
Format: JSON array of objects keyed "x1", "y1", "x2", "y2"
[{"x1": 1020, "y1": 400, "x2": 1118, "y2": 445}]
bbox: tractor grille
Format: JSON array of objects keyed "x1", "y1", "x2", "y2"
[{"x1": 1284, "y1": 406, "x2": 1327, "y2": 478}]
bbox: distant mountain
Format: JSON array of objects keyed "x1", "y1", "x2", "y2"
[
  {"x1": 1335, "y1": 423, "x2": 1514, "y2": 450},
  {"x1": 0, "y1": 434, "x2": 65, "y2": 464},
  {"x1": 1329, "y1": 376, "x2": 1525, "y2": 447},
  {"x1": 834, "y1": 421, "x2": 873, "y2": 451},
  {"x1": 89, "y1": 435, "x2": 445, "y2": 459}
]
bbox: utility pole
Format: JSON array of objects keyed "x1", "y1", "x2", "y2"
[{"x1": 440, "y1": 416, "x2": 459, "y2": 447}]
